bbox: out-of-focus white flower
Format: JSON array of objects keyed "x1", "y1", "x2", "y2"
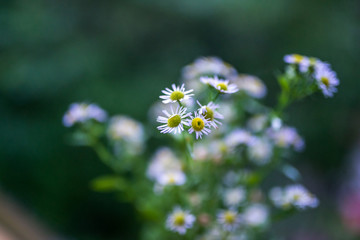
[
  {"x1": 108, "y1": 116, "x2": 144, "y2": 143},
  {"x1": 223, "y1": 187, "x2": 246, "y2": 207},
  {"x1": 218, "y1": 101, "x2": 237, "y2": 124},
  {"x1": 269, "y1": 185, "x2": 319, "y2": 210},
  {"x1": 314, "y1": 66, "x2": 339, "y2": 98},
  {"x1": 197, "y1": 101, "x2": 224, "y2": 129},
  {"x1": 63, "y1": 103, "x2": 107, "y2": 127},
  {"x1": 247, "y1": 115, "x2": 268, "y2": 132},
  {"x1": 225, "y1": 128, "x2": 254, "y2": 149},
  {"x1": 217, "y1": 209, "x2": 242, "y2": 232},
  {"x1": 188, "y1": 112, "x2": 211, "y2": 139},
  {"x1": 284, "y1": 54, "x2": 308, "y2": 65},
  {"x1": 157, "y1": 106, "x2": 191, "y2": 134},
  {"x1": 166, "y1": 207, "x2": 195, "y2": 235},
  {"x1": 201, "y1": 76, "x2": 239, "y2": 94},
  {"x1": 247, "y1": 138, "x2": 273, "y2": 165},
  {"x1": 193, "y1": 143, "x2": 209, "y2": 161},
  {"x1": 267, "y1": 126, "x2": 305, "y2": 151},
  {"x1": 182, "y1": 56, "x2": 238, "y2": 81},
  {"x1": 157, "y1": 170, "x2": 186, "y2": 186},
  {"x1": 233, "y1": 74, "x2": 267, "y2": 99},
  {"x1": 160, "y1": 84, "x2": 194, "y2": 104},
  {"x1": 243, "y1": 204, "x2": 269, "y2": 227},
  {"x1": 147, "y1": 147, "x2": 182, "y2": 180}
]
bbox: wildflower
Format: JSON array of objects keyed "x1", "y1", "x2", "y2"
[
  {"x1": 243, "y1": 204, "x2": 269, "y2": 227},
  {"x1": 223, "y1": 187, "x2": 246, "y2": 207},
  {"x1": 182, "y1": 56, "x2": 237, "y2": 81},
  {"x1": 188, "y1": 112, "x2": 211, "y2": 139},
  {"x1": 157, "y1": 106, "x2": 191, "y2": 134},
  {"x1": 147, "y1": 148, "x2": 182, "y2": 180},
  {"x1": 197, "y1": 101, "x2": 223, "y2": 128},
  {"x1": 284, "y1": 54, "x2": 308, "y2": 65},
  {"x1": 247, "y1": 138, "x2": 273, "y2": 165},
  {"x1": 108, "y1": 116, "x2": 144, "y2": 143},
  {"x1": 63, "y1": 103, "x2": 107, "y2": 127},
  {"x1": 234, "y1": 74, "x2": 267, "y2": 98},
  {"x1": 160, "y1": 84, "x2": 194, "y2": 104},
  {"x1": 314, "y1": 66, "x2": 339, "y2": 97},
  {"x1": 270, "y1": 185, "x2": 319, "y2": 210},
  {"x1": 225, "y1": 128, "x2": 254, "y2": 149},
  {"x1": 166, "y1": 207, "x2": 196, "y2": 235},
  {"x1": 157, "y1": 170, "x2": 186, "y2": 186},
  {"x1": 201, "y1": 76, "x2": 239, "y2": 94},
  {"x1": 217, "y1": 209, "x2": 242, "y2": 232},
  {"x1": 267, "y1": 126, "x2": 305, "y2": 151},
  {"x1": 247, "y1": 115, "x2": 268, "y2": 132}
]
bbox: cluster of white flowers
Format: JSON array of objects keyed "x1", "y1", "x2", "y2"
[
  {"x1": 269, "y1": 185, "x2": 319, "y2": 210},
  {"x1": 63, "y1": 102, "x2": 107, "y2": 127},
  {"x1": 284, "y1": 54, "x2": 340, "y2": 97}
]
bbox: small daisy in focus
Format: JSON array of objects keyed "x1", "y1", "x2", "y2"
[
  {"x1": 157, "y1": 170, "x2": 186, "y2": 186},
  {"x1": 63, "y1": 103, "x2": 107, "y2": 127},
  {"x1": 197, "y1": 101, "x2": 224, "y2": 128},
  {"x1": 166, "y1": 207, "x2": 196, "y2": 235},
  {"x1": 243, "y1": 204, "x2": 269, "y2": 227},
  {"x1": 223, "y1": 187, "x2": 246, "y2": 207},
  {"x1": 234, "y1": 74, "x2": 267, "y2": 99},
  {"x1": 160, "y1": 84, "x2": 194, "y2": 104},
  {"x1": 157, "y1": 106, "x2": 191, "y2": 134},
  {"x1": 314, "y1": 66, "x2": 339, "y2": 97},
  {"x1": 201, "y1": 76, "x2": 239, "y2": 94},
  {"x1": 188, "y1": 112, "x2": 211, "y2": 139},
  {"x1": 217, "y1": 209, "x2": 242, "y2": 232}
]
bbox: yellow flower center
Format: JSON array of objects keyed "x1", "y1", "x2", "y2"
[
  {"x1": 224, "y1": 211, "x2": 236, "y2": 224},
  {"x1": 293, "y1": 194, "x2": 300, "y2": 201},
  {"x1": 293, "y1": 54, "x2": 304, "y2": 63},
  {"x1": 170, "y1": 91, "x2": 185, "y2": 101},
  {"x1": 192, "y1": 117, "x2": 205, "y2": 132},
  {"x1": 202, "y1": 107, "x2": 214, "y2": 121},
  {"x1": 309, "y1": 57, "x2": 317, "y2": 66},
  {"x1": 217, "y1": 83, "x2": 228, "y2": 91},
  {"x1": 168, "y1": 175, "x2": 176, "y2": 184},
  {"x1": 167, "y1": 115, "x2": 181, "y2": 128},
  {"x1": 321, "y1": 77, "x2": 330, "y2": 87},
  {"x1": 173, "y1": 213, "x2": 185, "y2": 226}
]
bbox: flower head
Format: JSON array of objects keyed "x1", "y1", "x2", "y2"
[
  {"x1": 166, "y1": 207, "x2": 196, "y2": 235},
  {"x1": 197, "y1": 101, "x2": 224, "y2": 129},
  {"x1": 217, "y1": 209, "x2": 242, "y2": 232},
  {"x1": 200, "y1": 76, "x2": 239, "y2": 94},
  {"x1": 147, "y1": 147, "x2": 182, "y2": 180},
  {"x1": 160, "y1": 84, "x2": 194, "y2": 104},
  {"x1": 63, "y1": 103, "x2": 107, "y2": 127},
  {"x1": 234, "y1": 75, "x2": 267, "y2": 98},
  {"x1": 267, "y1": 126, "x2": 305, "y2": 151},
  {"x1": 157, "y1": 170, "x2": 186, "y2": 186},
  {"x1": 108, "y1": 116, "x2": 144, "y2": 143},
  {"x1": 188, "y1": 112, "x2": 211, "y2": 139},
  {"x1": 247, "y1": 137, "x2": 273, "y2": 165},
  {"x1": 243, "y1": 204, "x2": 269, "y2": 227},
  {"x1": 314, "y1": 66, "x2": 339, "y2": 97},
  {"x1": 157, "y1": 106, "x2": 191, "y2": 134},
  {"x1": 223, "y1": 187, "x2": 246, "y2": 207},
  {"x1": 284, "y1": 54, "x2": 308, "y2": 65}
]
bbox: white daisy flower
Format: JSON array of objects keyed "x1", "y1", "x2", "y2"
[
  {"x1": 160, "y1": 84, "x2": 194, "y2": 104},
  {"x1": 247, "y1": 137, "x2": 273, "y2": 165},
  {"x1": 166, "y1": 207, "x2": 196, "y2": 235},
  {"x1": 197, "y1": 101, "x2": 224, "y2": 128},
  {"x1": 234, "y1": 74, "x2": 267, "y2": 99},
  {"x1": 284, "y1": 54, "x2": 308, "y2": 65},
  {"x1": 182, "y1": 56, "x2": 238, "y2": 81},
  {"x1": 223, "y1": 187, "x2": 246, "y2": 207},
  {"x1": 63, "y1": 103, "x2": 107, "y2": 127},
  {"x1": 146, "y1": 147, "x2": 182, "y2": 180},
  {"x1": 201, "y1": 76, "x2": 239, "y2": 94},
  {"x1": 188, "y1": 112, "x2": 211, "y2": 139},
  {"x1": 108, "y1": 116, "x2": 144, "y2": 143},
  {"x1": 157, "y1": 170, "x2": 186, "y2": 186},
  {"x1": 269, "y1": 185, "x2": 319, "y2": 210},
  {"x1": 243, "y1": 204, "x2": 269, "y2": 227},
  {"x1": 157, "y1": 106, "x2": 191, "y2": 134},
  {"x1": 314, "y1": 66, "x2": 339, "y2": 97},
  {"x1": 217, "y1": 209, "x2": 242, "y2": 232}
]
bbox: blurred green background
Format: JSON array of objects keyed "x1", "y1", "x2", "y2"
[{"x1": 0, "y1": 0, "x2": 359, "y2": 239}]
